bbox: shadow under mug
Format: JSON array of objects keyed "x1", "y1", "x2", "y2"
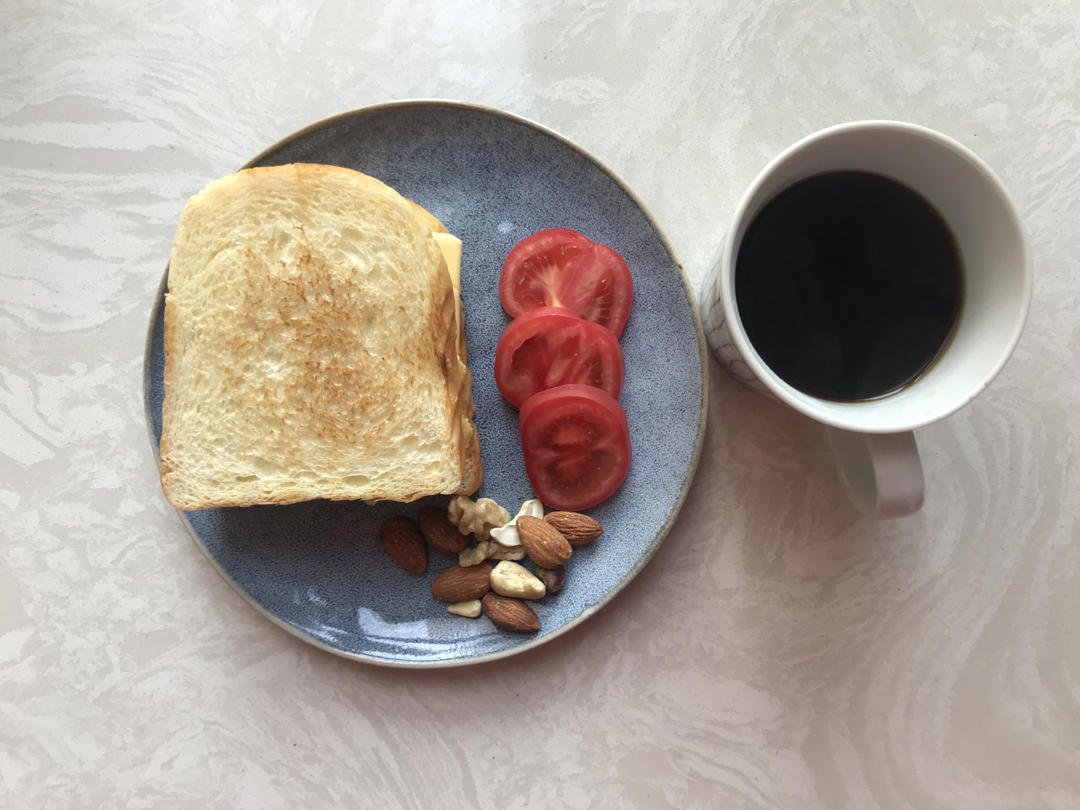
[{"x1": 700, "y1": 121, "x2": 1032, "y2": 517}]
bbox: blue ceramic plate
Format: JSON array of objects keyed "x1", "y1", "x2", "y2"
[{"x1": 144, "y1": 101, "x2": 707, "y2": 667}]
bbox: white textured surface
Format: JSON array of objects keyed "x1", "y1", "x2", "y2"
[{"x1": 3, "y1": 1, "x2": 1079, "y2": 807}]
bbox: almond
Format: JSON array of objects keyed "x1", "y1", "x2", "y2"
[
  {"x1": 516, "y1": 515, "x2": 572, "y2": 569},
  {"x1": 482, "y1": 593, "x2": 540, "y2": 633},
  {"x1": 544, "y1": 511, "x2": 603, "y2": 546},
  {"x1": 431, "y1": 562, "x2": 493, "y2": 602},
  {"x1": 418, "y1": 506, "x2": 471, "y2": 555},
  {"x1": 381, "y1": 517, "x2": 427, "y2": 575}
]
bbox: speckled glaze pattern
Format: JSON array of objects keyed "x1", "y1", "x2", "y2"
[
  {"x1": 5, "y1": 1, "x2": 1080, "y2": 807},
  {"x1": 144, "y1": 103, "x2": 707, "y2": 665}
]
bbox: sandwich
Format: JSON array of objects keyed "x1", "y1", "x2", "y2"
[{"x1": 159, "y1": 163, "x2": 482, "y2": 509}]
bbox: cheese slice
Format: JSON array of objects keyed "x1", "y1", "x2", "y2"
[
  {"x1": 432, "y1": 231, "x2": 479, "y2": 492},
  {"x1": 412, "y1": 215, "x2": 478, "y2": 490},
  {"x1": 434, "y1": 232, "x2": 465, "y2": 362},
  {"x1": 433, "y1": 233, "x2": 462, "y2": 295}
]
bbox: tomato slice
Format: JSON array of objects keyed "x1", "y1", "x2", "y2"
[
  {"x1": 494, "y1": 306, "x2": 624, "y2": 407},
  {"x1": 500, "y1": 228, "x2": 634, "y2": 336},
  {"x1": 519, "y1": 384, "x2": 631, "y2": 511},
  {"x1": 498, "y1": 228, "x2": 590, "y2": 318}
]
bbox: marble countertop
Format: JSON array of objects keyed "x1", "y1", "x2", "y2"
[{"x1": 3, "y1": 1, "x2": 1079, "y2": 807}]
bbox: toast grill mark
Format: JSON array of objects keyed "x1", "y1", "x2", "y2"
[{"x1": 218, "y1": 239, "x2": 402, "y2": 447}]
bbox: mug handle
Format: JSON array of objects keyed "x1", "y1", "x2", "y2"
[{"x1": 824, "y1": 428, "x2": 924, "y2": 517}]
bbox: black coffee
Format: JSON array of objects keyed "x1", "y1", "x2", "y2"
[{"x1": 735, "y1": 171, "x2": 963, "y2": 401}]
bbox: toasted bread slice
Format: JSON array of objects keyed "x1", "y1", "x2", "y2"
[{"x1": 160, "y1": 163, "x2": 481, "y2": 509}]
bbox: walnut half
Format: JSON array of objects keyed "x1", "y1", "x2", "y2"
[{"x1": 448, "y1": 495, "x2": 511, "y2": 541}]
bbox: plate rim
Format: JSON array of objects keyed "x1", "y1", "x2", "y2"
[{"x1": 142, "y1": 98, "x2": 710, "y2": 668}]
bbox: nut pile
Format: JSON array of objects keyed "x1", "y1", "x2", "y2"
[{"x1": 381, "y1": 495, "x2": 604, "y2": 633}]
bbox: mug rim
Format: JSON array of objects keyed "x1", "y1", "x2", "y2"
[{"x1": 718, "y1": 119, "x2": 1033, "y2": 433}]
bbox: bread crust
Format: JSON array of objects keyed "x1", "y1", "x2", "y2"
[
  {"x1": 158, "y1": 290, "x2": 177, "y2": 495},
  {"x1": 407, "y1": 198, "x2": 448, "y2": 234}
]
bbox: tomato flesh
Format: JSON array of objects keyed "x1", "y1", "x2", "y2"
[
  {"x1": 499, "y1": 228, "x2": 591, "y2": 316},
  {"x1": 494, "y1": 307, "x2": 624, "y2": 408},
  {"x1": 519, "y1": 385, "x2": 631, "y2": 511},
  {"x1": 500, "y1": 228, "x2": 634, "y2": 336}
]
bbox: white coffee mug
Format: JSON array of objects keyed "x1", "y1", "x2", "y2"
[{"x1": 700, "y1": 121, "x2": 1032, "y2": 517}]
